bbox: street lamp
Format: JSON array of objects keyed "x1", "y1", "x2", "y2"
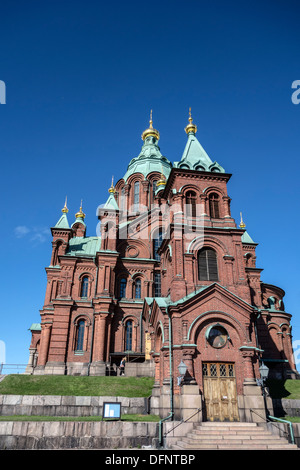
[
  {"x1": 257, "y1": 362, "x2": 270, "y2": 419},
  {"x1": 259, "y1": 362, "x2": 269, "y2": 383},
  {"x1": 177, "y1": 360, "x2": 187, "y2": 386}
]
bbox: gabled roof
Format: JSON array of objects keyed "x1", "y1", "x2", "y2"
[{"x1": 145, "y1": 282, "x2": 255, "y2": 317}]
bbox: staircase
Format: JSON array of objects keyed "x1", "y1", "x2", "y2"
[{"x1": 171, "y1": 422, "x2": 299, "y2": 450}]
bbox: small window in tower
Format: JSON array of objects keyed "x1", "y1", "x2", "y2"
[
  {"x1": 134, "y1": 278, "x2": 142, "y2": 299},
  {"x1": 153, "y1": 230, "x2": 163, "y2": 261},
  {"x1": 198, "y1": 248, "x2": 218, "y2": 281},
  {"x1": 119, "y1": 278, "x2": 127, "y2": 298},
  {"x1": 152, "y1": 180, "x2": 158, "y2": 199},
  {"x1": 76, "y1": 320, "x2": 85, "y2": 351},
  {"x1": 209, "y1": 193, "x2": 220, "y2": 218},
  {"x1": 134, "y1": 181, "x2": 140, "y2": 211},
  {"x1": 81, "y1": 276, "x2": 89, "y2": 298},
  {"x1": 120, "y1": 187, "x2": 126, "y2": 212},
  {"x1": 186, "y1": 191, "x2": 197, "y2": 218},
  {"x1": 154, "y1": 272, "x2": 161, "y2": 297}
]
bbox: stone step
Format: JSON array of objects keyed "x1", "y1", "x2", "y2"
[
  {"x1": 182, "y1": 437, "x2": 289, "y2": 446},
  {"x1": 193, "y1": 429, "x2": 272, "y2": 436},
  {"x1": 171, "y1": 421, "x2": 299, "y2": 451},
  {"x1": 186, "y1": 433, "x2": 287, "y2": 441},
  {"x1": 173, "y1": 441, "x2": 298, "y2": 450},
  {"x1": 200, "y1": 421, "x2": 258, "y2": 426}
]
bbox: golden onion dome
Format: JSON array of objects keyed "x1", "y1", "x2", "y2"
[
  {"x1": 185, "y1": 107, "x2": 197, "y2": 135},
  {"x1": 141, "y1": 110, "x2": 160, "y2": 141},
  {"x1": 108, "y1": 176, "x2": 115, "y2": 194},
  {"x1": 239, "y1": 212, "x2": 246, "y2": 228},
  {"x1": 61, "y1": 196, "x2": 69, "y2": 213},
  {"x1": 75, "y1": 200, "x2": 85, "y2": 219}
]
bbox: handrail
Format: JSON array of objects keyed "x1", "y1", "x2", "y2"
[
  {"x1": 159, "y1": 407, "x2": 202, "y2": 448},
  {"x1": 250, "y1": 408, "x2": 295, "y2": 445},
  {"x1": 164, "y1": 407, "x2": 202, "y2": 437},
  {"x1": 268, "y1": 415, "x2": 295, "y2": 445}
]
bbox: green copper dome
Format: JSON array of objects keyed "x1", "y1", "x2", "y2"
[{"x1": 122, "y1": 114, "x2": 172, "y2": 182}]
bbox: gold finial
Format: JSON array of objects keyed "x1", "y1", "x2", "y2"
[
  {"x1": 108, "y1": 175, "x2": 115, "y2": 193},
  {"x1": 62, "y1": 196, "x2": 69, "y2": 213},
  {"x1": 185, "y1": 107, "x2": 197, "y2": 134},
  {"x1": 141, "y1": 109, "x2": 160, "y2": 141},
  {"x1": 75, "y1": 199, "x2": 85, "y2": 219},
  {"x1": 239, "y1": 212, "x2": 246, "y2": 228}
]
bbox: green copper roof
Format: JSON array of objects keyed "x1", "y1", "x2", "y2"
[
  {"x1": 174, "y1": 132, "x2": 225, "y2": 173},
  {"x1": 123, "y1": 136, "x2": 172, "y2": 182},
  {"x1": 241, "y1": 230, "x2": 257, "y2": 245},
  {"x1": 103, "y1": 193, "x2": 119, "y2": 211},
  {"x1": 65, "y1": 236, "x2": 101, "y2": 257},
  {"x1": 54, "y1": 213, "x2": 70, "y2": 229},
  {"x1": 29, "y1": 323, "x2": 41, "y2": 331}
]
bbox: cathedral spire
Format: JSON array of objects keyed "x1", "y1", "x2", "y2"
[
  {"x1": 184, "y1": 107, "x2": 197, "y2": 135},
  {"x1": 62, "y1": 196, "x2": 69, "y2": 213},
  {"x1": 141, "y1": 109, "x2": 160, "y2": 142},
  {"x1": 108, "y1": 176, "x2": 115, "y2": 194},
  {"x1": 75, "y1": 200, "x2": 85, "y2": 220},
  {"x1": 239, "y1": 212, "x2": 246, "y2": 228}
]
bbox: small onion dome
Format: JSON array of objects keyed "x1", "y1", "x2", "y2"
[
  {"x1": 141, "y1": 110, "x2": 160, "y2": 141},
  {"x1": 62, "y1": 196, "x2": 69, "y2": 213},
  {"x1": 157, "y1": 172, "x2": 166, "y2": 187},
  {"x1": 185, "y1": 107, "x2": 197, "y2": 135},
  {"x1": 108, "y1": 176, "x2": 115, "y2": 194},
  {"x1": 239, "y1": 212, "x2": 246, "y2": 228},
  {"x1": 75, "y1": 201, "x2": 85, "y2": 220}
]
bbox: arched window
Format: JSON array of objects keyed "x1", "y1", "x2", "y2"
[
  {"x1": 134, "y1": 181, "x2": 140, "y2": 211},
  {"x1": 209, "y1": 193, "x2": 220, "y2": 218},
  {"x1": 52, "y1": 241, "x2": 62, "y2": 266},
  {"x1": 125, "y1": 320, "x2": 133, "y2": 351},
  {"x1": 119, "y1": 278, "x2": 127, "y2": 298},
  {"x1": 154, "y1": 272, "x2": 161, "y2": 297},
  {"x1": 134, "y1": 278, "x2": 141, "y2": 299},
  {"x1": 120, "y1": 187, "x2": 126, "y2": 212},
  {"x1": 198, "y1": 248, "x2": 218, "y2": 281},
  {"x1": 186, "y1": 191, "x2": 197, "y2": 218},
  {"x1": 153, "y1": 230, "x2": 163, "y2": 261},
  {"x1": 152, "y1": 180, "x2": 158, "y2": 200},
  {"x1": 76, "y1": 320, "x2": 85, "y2": 351},
  {"x1": 81, "y1": 276, "x2": 89, "y2": 298}
]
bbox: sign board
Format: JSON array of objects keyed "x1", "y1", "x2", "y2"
[{"x1": 102, "y1": 402, "x2": 121, "y2": 420}]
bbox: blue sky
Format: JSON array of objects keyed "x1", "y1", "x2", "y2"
[{"x1": 0, "y1": 0, "x2": 300, "y2": 370}]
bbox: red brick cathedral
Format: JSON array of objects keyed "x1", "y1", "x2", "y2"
[{"x1": 27, "y1": 111, "x2": 297, "y2": 420}]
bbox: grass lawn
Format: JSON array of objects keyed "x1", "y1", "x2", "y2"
[
  {"x1": 266, "y1": 379, "x2": 300, "y2": 400},
  {"x1": 0, "y1": 375, "x2": 155, "y2": 397}
]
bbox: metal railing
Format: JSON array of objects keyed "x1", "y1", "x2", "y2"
[
  {"x1": 250, "y1": 408, "x2": 295, "y2": 445},
  {"x1": 0, "y1": 363, "x2": 27, "y2": 375},
  {"x1": 159, "y1": 407, "x2": 202, "y2": 448}
]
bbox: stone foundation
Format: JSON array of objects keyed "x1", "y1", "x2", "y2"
[{"x1": 0, "y1": 395, "x2": 149, "y2": 417}]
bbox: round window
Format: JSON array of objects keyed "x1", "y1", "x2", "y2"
[{"x1": 207, "y1": 325, "x2": 228, "y2": 348}]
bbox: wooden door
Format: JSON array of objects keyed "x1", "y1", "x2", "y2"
[{"x1": 202, "y1": 362, "x2": 239, "y2": 421}]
